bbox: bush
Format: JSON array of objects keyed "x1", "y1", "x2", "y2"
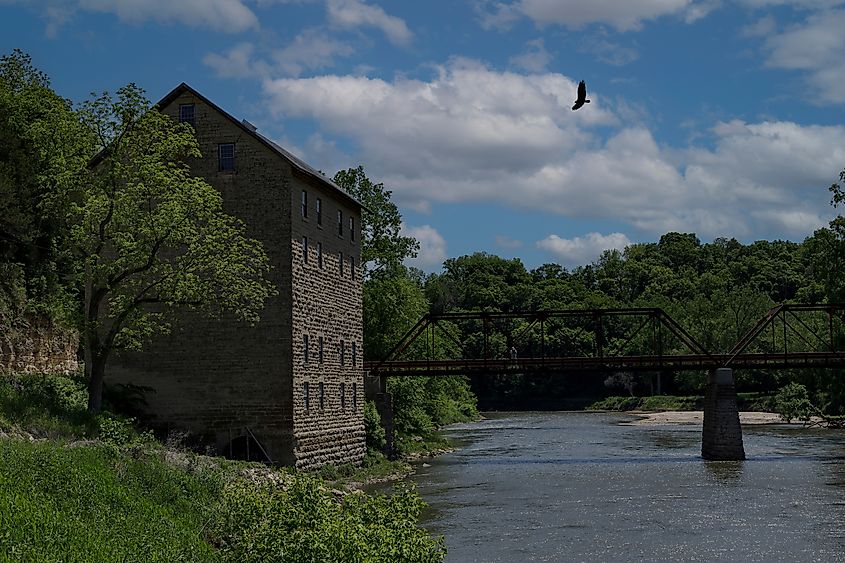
[
  {"x1": 211, "y1": 476, "x2": 445, "y2": 562},
  {"x1": 774, "y1": 383, "x2": 815, "y2": 423},
  {"x1": 364, "y1": 400, "x2": 387, "y2": 453}
]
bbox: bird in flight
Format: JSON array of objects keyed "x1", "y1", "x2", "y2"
[{"x1": 572, "y1": 80, "x2": 590, "y2": 111}]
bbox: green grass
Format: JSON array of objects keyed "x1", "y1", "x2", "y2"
[
  {"x1": 588, "y1": 395, "x2": 702, "y2": 412},
  {"x1": 0, "y1": 373, "x2": 447, "y2": 562},
  {"x1": 0, "y1": 440, "x2": 221, "y2": 562}
]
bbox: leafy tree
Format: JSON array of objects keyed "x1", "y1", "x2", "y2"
[
  {"x1": 333, "y1": 166, "x2": 419, "y2": 275},
  {"x1": 0, "y1": 50, "x2": 89, "y2": 322},
  {"x1": 48, "y1": 84, "x2": 276, "y2": 412}
]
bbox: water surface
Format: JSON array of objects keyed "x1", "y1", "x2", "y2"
[{"x1": 406, "y1": 412, "x2": 845, "y2": 562}]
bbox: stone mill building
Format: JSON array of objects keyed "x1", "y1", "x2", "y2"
[{"x1": 107, "y1": 83, "x2": 365, "y2": 469}]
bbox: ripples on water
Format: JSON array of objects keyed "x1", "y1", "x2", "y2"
[{"x1": 401, "y1": 412, "x2": 845, "y2": 562}]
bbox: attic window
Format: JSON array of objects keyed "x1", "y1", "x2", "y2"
[
  {"x1": 218, "y1": 143, "x2": 235, "y2": 172},
  {"x1": 179, "y1": 104, "x2": 195, "y2": 126}
]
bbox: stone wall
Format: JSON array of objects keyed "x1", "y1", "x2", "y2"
[
  {"x1": 0, "y1": 316, "x2": 78, "y2": 375},
  {"x1": 290, "y1": 173, "x2": 365, "y2": 469}
]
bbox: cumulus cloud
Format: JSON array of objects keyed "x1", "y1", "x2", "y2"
[
  {"x1": 6, "y1": 0, "x2": 259, "y2": 34},
  {"x1": 203, "y1": 43, "x2": 265, "y2": 79},
  {"x1": 80, "y1": 0, "x2": 258, "y2": 32},
  {"x1": 537, "y1": 232, "x2": 632, "y2": 265},
  {"x1": 273, "y1": 29, "x2": 355, "y2": 76},
  {"x1": 402, "y1": 224, "x2": 447, "y2": 270},
  {"x1": 495, "y1": 235, "x2": 524, "y2": 249},
  {"x1": 761, "y1": 9, "x2": 845, "y2": 104},
  {"x1": 326, "y1": 0, "x2": 412, "y2": 45},
  {"x1": 509, "y1": 38, "x2": 553, "y2": 72},
  {"x1": 479, "y1": 0, "x2": 708, "y2": 32},
  {"x1": 261, "y1": 60, "x2": 843, "y2": 242}
]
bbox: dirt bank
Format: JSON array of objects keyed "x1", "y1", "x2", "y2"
[{"x1": 624, "y1": 411, "x2": 789, "y2": 426}]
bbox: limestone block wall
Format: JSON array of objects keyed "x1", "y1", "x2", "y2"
[
  {"x1": 106, "y1": 90, "x2": 296, "y2": 464},
  {"x1": 0, "y1": 316, "x2": 78, "y2": 375},
  {"x1": 290, "y1": 175, "x2": 365, "y2": 469}
]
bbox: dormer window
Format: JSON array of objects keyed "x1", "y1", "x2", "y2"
[{"x1": 179, "y1": 104, "x2": 195, "y2": 126}]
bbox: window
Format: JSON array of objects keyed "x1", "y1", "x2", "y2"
[
  {"x1": 340, "y1": 340, "x2": 345, "y2": 366},
  {"x1": 316, "y1": 198, "x2": 322, "y2": 225},
  {"x1": 303, "y1": 382, "x2": 310, "y2": 410},
  {"x1": 301, "y1": 190, "x2": 308, "y2": 218},
  {"x1": 303, "y1": 334, "x2": 309, "y2": 364},
  {"x1": 317, "y1": 242, "x2": 323, "y2": 269},
  {"x1": 218, "y1": 143, "x2": 235, "y2": 171},
  {"x1": 179, "y1": 104, "x2": 195, "y2": 126},
  {"x1": 352, "y1": 342, "x2": 357, "y2": 366},
  {"x1": 337, "y1": 210, "x2": 343, "y2": 236},
  {"x1": 302, "y1": 236, "x2": 308, "y2": 264},
  {"x1": 340, "y1": 383, "x2": 346, "y2": 409},
  {"x1": 339, "y1": 252, "x2": 344, "y2": 276},
  {"x1": 319, "y1": 382, "x2": 325, "y2": 410},
  {"x1": 318, "y1": 336, "x2": 324, "y2": 363},
  {"x1": 349, "y1": 216, "x2": 354, "y2": 242},
  {"x1": 353, "y1": 382, "x2": 358, "y2": 409}
]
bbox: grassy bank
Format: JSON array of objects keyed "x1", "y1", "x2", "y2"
[
  {"x1": 0, "y1": 373, "x2": 446, "y2": 562},
  {"x1": 587, "y1": 393, "x2": 778, "y2": 412}
]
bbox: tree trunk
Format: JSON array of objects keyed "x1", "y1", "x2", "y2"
[{"x1": 87, "y1": 353, "x2": 106, "y2": 412}]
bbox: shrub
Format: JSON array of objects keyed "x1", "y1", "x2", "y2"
[{"x1": 774, "y1": 383, "x2": 815, "y2": 423}]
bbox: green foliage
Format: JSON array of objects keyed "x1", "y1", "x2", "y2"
[
  {"x1": 0, "y1": 441, "x2": 221, "y2": 562},
  {"x1": 211, "y1": 477, "x2": 445, "y2": 562},
  {"x1": 774, "y1": 383, "x2": 815, "y2": 423},
  {"x1": 364, "y1": 400, "x2": 387, "y2": 453},
  {"x1": 588, "y1": 395, "x2": 701, "y2": 411},
  {"x1": 333, "y1": 166, "x2": 419, "y2": 275},
  {"x1": 0, "y1": 373, "x2": 97, "y2": 438},
  {"x1": 0, "y1": 50, "x2": 89, "y2": 325}
]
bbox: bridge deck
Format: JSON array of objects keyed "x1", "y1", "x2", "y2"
[{"x1": 364, "y1": 352, "x2": 845, "y2": 376}]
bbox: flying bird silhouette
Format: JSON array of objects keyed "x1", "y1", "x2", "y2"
[{"x1": 572, "y1": 80, "x2": 590, "y2": 111}]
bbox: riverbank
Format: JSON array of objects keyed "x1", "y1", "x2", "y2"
[{"x1": 625, "y1": 410, "x2": 795, "y2": 425}]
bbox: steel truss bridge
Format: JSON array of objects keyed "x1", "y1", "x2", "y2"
[{"x1": 364, "y1": 304, "x2": 845, "y2": 377}]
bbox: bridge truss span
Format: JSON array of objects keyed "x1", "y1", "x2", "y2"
[{"x1": 364, "y1": 304, "x2": 845, "y2": 377}]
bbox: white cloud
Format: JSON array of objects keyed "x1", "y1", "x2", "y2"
[
  {"x1": 760, "y1": 10, "x2": 845, "y2": 104},
  {"x1": 741, "y1": 14, "x2": 776, "y2": 37},
  {"x1": 509, "y1": 38, "x2": 552, "y2": 72},
  {"x1": 326, "y1": 0, "x2": 412, "y2": 45},
  {"x1": 273, "y1": 28, "x2": 355, "y2": 76},
  {"x1": 537, "y1": 233, "x2": 632, "y2": 265},
  {"x1": 481, "y1": 0, "x2": 708, "y2": 32},
  {"x1": 203, "y1": 43, "x2": 265, "y2": 79},
  {"x1": 495, "y1": 235, "x2": 524, "y2": 249},
  {"x1": 261, "y1": 60, "x2": 844, "y2": 242},
  {"x1": 79, "y1": 0, "x2": 258, "y2": 32},
  {"x1": 402, "y1": 224, "x2": 447, "y2": 270}
]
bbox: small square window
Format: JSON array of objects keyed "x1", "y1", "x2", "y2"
[
  {"x1": 179, "y1": 104, "x2": 195, "y2": 126},
  {"x1": 340, "y1": 382, "x2": 346, "y2": 409},
  {"x1": 316, "y1": 198, "x2": 322, "y2": 225},
  {"x1": 301, "y1": 190, "x2": 308, "y2": 218},
  {"x1": 317, "y1": 242, "x2": 323, "y2": 269},
  {"x1": 303, "y1": 382, "x2": 310, "y2": 410},
  {"x1": 339, "y1": 252, "x2": 344, "y2": 276},
  {"x1": 337, "y1": 210, "x2": 343, "y2": 237},
  {"x1": 303, "y1": 334, "x2": 309, "y2": 364},
  {"x1": 218, "y1": 143, "x2": 235, "y2": 172},
  {"x1": 349, "y1": 216, "x2": 354, "y2": 242},
  {"x1": 319, "y1": 382, "x2": 325, "y2": 410},
  {"x1": 302, "y1": 236, "x2": 308, "y2": 264},
  {"x1": 318, "y1": 336, "x2": 324, "y2": 363}
]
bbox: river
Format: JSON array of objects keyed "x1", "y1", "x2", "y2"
[{"x1": 402, "y1": 412, "x2": 845, "y2": 562}]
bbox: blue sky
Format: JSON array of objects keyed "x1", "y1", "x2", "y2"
[{"x1": 3, "y1": 0, "x2": 845, "y2": 271}]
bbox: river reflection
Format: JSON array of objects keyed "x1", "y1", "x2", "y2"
[{"x1": 398, "y1": 412, "x2": 845, "y2": 562}]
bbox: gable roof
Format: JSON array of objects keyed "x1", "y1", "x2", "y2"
[{"x1": 157, "y1": 82, "x2": 363, "y2": 210}]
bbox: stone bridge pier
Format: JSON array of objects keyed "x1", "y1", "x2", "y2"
[{"x1": 701, "y1": 368, "x2": 745, "y2": 460}]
